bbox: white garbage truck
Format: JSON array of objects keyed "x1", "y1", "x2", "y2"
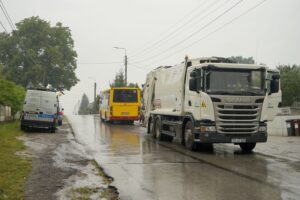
[{"x1": 142, "y1": 57, "x2": 281, "y2": 152}]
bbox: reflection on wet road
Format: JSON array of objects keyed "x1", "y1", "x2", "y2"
[{"x1": 68, "y1": 115, "x2": 300, "y2": 200}]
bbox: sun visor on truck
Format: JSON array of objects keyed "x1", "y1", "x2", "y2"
[{"x1": 203, "y1": 64, "x2": 266, "y2": 71}]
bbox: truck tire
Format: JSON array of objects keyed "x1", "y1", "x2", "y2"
[
  {"x1": 184, "y1": 121, "x2": 196, "y2": 151},
  {"x1": 153, "y1": 117, "x2": 165, "y2": 141},
  {"x1": 239, "y1": 143, "x2": 256, "y2": 152},
  {"x1": 154, "y1": 118, "x2": 161, "y2": 139},
  {"x1": 150, "y1": 119, "x2": 155, "y2": 137}
]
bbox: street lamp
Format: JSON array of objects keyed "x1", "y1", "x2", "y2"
[{"x1": 114, "y1": 47, "x2": 127, "y2": 86}]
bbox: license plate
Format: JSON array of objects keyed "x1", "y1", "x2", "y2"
[
  {"x1": 24, "y1": 114, "x2": 38, "y2": 120},
  {"x1": 231, "y1": 138, "x2": 246, "y2": 143},
  {"x1": 121, "y1": 112, "x2": 129, "y2": 116}
]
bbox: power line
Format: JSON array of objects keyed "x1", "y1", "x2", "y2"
[
  {"x1": 130, "y1": 0, "x2": 208, "y2": 56},
  {"x1": 77, "y1": 61, "x2": 123, "y2": 65},
  {"x1": 0, "y1": 20, "x2": 7, "y2": 33},
  {"x1": 129, "y1": 63, "x2": 152, "y2": 71},
  {"x1": 132, "y1": 0, "x2": 232, "y2": 59},
  {"x1": 131, "y1": 0, "x2": 244, "y2": 64},
  {"x1": 140, "y1": 0, "x2": 268, "y2": 68},
  {"x1": 0, "y1": 0, "x2": 16, "y2": 31}
]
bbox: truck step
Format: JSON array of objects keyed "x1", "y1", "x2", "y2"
[
  {"x1": 161, "y1": 130, "x2": 176, "y2": 137},
  {"x1": 162, "y1": 120, "x2": 182, "y2": 126}
]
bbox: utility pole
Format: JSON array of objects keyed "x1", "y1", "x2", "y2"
[
  {"x1": 89, "y1": 77, "x2": 97, "y2": 114},
  {"x1": 114, "y1": 47, "x2": 127, "y2": 86},
  {"x1": 94, "y1": 82, "x2": 96, "y2": 104},
  {"x1": 125, "y1": 53, "x2": 127, "y2": 86}
]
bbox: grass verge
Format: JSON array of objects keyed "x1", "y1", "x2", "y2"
[{"x1": 0, "y1": 121, "x2": 31, "y2": 199}]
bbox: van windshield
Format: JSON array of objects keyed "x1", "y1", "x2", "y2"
[{"x1": 113, "y1": 89, "x2": 138, "y2": 103}]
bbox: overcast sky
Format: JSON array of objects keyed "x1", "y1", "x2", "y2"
[{"x1": 3, "y1": 0, "x2": 300, "y2": 114}]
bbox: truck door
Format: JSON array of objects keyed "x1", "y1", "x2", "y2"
[
  {"x1": 184, "y1": 68, "x2": 201, "y2": 119},
  {"x1": 264, "y1": 70, "x2": 282, "y2": 120}
]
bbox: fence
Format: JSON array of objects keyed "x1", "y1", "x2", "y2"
[{"x1": 0, "y1": 105, "x2": 12, "y2": 122}]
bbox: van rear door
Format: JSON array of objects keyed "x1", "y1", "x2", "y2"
[{"x1": 39, "y1": 91, "x2": 56, "y2": 122}]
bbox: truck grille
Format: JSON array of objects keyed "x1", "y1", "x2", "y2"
[{"x1": 214, "y1": 103, "x2": 262, "y2": 134}]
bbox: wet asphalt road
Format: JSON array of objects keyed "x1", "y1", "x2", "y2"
[{"x1": 67, "y1": 115, "x2": 300, "y2": 200}]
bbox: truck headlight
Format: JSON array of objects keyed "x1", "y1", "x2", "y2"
[
  {"x1": 201, "y1": 126, "x2": 216, "y2": 132},
  {"x1": 258, "y1": 126, "x2": 267, "y2": 132}
]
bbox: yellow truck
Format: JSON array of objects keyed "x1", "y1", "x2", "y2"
[{"x1": 99, "y1": 87, "x2": 141, "y2": 124}]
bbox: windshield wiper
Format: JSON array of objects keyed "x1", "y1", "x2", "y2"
[
  {"x1": 207, "y1": 90, "x2": 263, "y2": 96},
  {"x1": 207, "y1": 90, "x2": 236, "y2": 95},
  {"x1": 233, "y1": 91, "x2": 263, "y2": 96}
]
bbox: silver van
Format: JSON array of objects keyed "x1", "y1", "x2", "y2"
[{"x1": 21, "y1": 88, "x2": 57, "y2": 132}]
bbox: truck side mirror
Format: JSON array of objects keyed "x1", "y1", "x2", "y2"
[
  {"x1": 189, "y1": 78, "x2": 197, "y2": 92},
  {"x1": 272, "y1": 74, "x2": 280, "y2": 80},
  {"x1": 270, "y1": 74, "x2": 280, "y2": 94},
  {"x1": 270, "y1": 79, "x2": 279, "y2": 94}
]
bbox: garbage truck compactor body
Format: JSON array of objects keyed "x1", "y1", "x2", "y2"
[{"x1": 142, "y1": 57, "x2": 281, "y2": 152}]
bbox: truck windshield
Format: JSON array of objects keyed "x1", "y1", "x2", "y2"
[
  {"x1": 205, "y1": 69, "x2": 265, "y2": 96},
  {"x1": 113, "y1": 89, "x2": 138, "y2": 103}
]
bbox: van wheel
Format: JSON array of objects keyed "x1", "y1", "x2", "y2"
[
  {"x1": 184, "y1": 121, "x2": 196, "y2": 151},
  {"x1": 50, "y1": 128, "x2": 55, "y2": 133},
  {"x1": 21, "y1": 125, "x2": 26, "y2": 131},
  {"x1": 239, "y1": 143, "x2": 256, "y2": 152}
]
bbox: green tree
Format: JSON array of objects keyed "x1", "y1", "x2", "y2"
[
  {"x1": 0, "y1": 78, "x2": 26, "y2": 116},
  {"x1": 277, "y1": 64, "x2": 300, "y2": 106},
  {"x1": 110, "y1": 69, "x2": 139, "y2": 88},
  {"x1": 128, "y1": 83, "x2": 139, "y2": 88},
  {"x1": 78, "y1": 93, "x2": 89, "y2": 115},
  {"x1": 0, "y1": 16, "x2": 78, "y2": 91},
  {"x1": 110, "y1": 69, "x2": 126, "y2": 87},
  {"x1": 228, "y1": 56, "x2": 255, "y2": 64}
]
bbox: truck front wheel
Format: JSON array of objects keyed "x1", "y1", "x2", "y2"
[
  {"x1": 184, "y1": 121, "x2": 196, "y2": 151},
  {"x1": 239, "y1": 143, "x2": 256, "y2": 152}
]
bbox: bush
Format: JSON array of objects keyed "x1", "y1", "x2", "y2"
[{"x1": 0, "y1": 78, "x2": 26, "y2": 116}]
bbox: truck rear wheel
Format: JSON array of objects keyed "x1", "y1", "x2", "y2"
[
  {"x1": 239, "y1": 143, "x2": 256, "y2": 152},
  {"x1": 150, "y1": 119, "x2": 155, "y2": 136},
  {"x1": 154, "y1": 118, "x2": 162, "y2": 140},
  {"x1": 184, "y1": 121, "x2": 196, "y2": 151}
]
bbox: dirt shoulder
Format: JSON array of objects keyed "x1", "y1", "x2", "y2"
[{"x1": 20, "y1": 122, "x2": 118, "y2": 200}]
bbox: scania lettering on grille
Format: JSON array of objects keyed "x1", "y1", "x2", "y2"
[{"x1": 223, "y1": 97, "x2": 253, "y2": 103}]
